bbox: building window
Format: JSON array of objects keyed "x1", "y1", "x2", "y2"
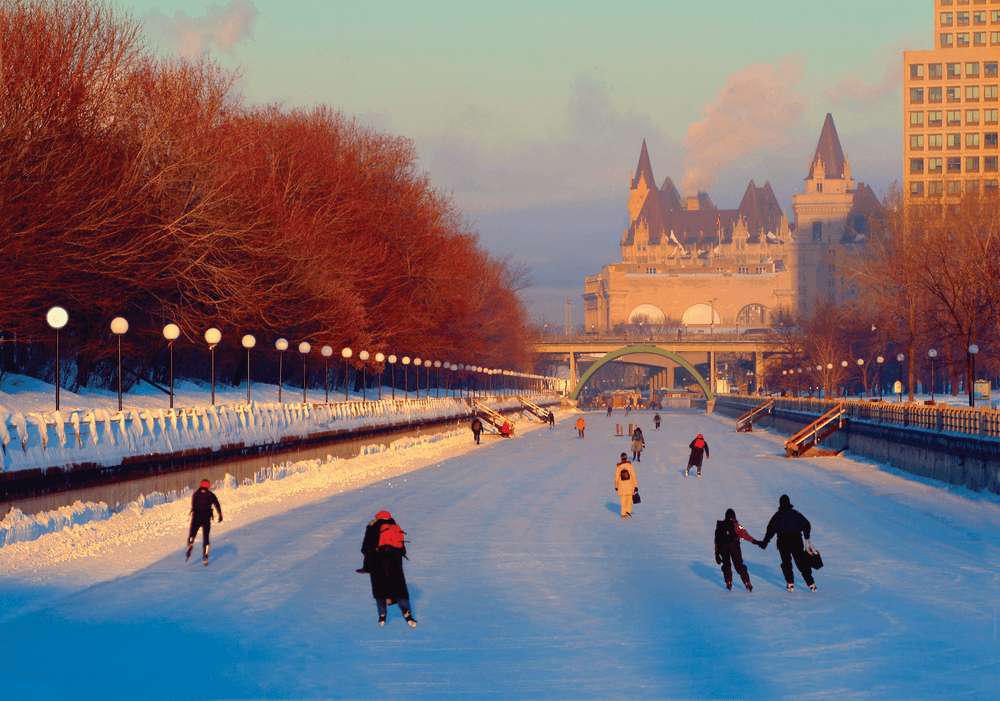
[
  {"x1": 948, "y1": 133, "x2": 962, "y2": 148},
  {"x1": 947, "y1": 86, "x2": 962, "y2": 101},
  {"x1": 967, "y1": 132, "x2": 981, "y2": 147},
  {"x1": 947, "y1": 180, "x2": 962, "y2": 195},
  {"x1": 812, "y1": 221, "x2": 822, "y2": 242},
  {"x1": 975, "y1": 11, "x2": 987, "y2": 24},
  {"x1": 948, "y1": 63, "x2": 962, "y2": 78},
  {"x1": 910, "y1": 64, "x2": 925, "y2": 79},
  {"x1": 911, "y1": 158, "x2": 925, "y2": 173},
  {"x1": 948, "y1": 110, "x2": 963, "y2": 125},
  {"x1": 929, "y1": 157, "x2": 944, "y2": 173},
  {"x1": 929, "y1": 181, "x2": 944, "y2": 195},
  {"x1": 986, "y1": 85, "x2": 999, "y2": 100},
  {"x1": 993, "y1": 32, "x2": 1000, "y2": 44},
  {"x1": 987, "y1": 155, "x2": 999, "y2": 170},
  {"x1": 911, "y1": 134, "x2": 925, "y2": 149},
  {"x1": 911, "y1": 111, "x2": 925, "y2": 126},
  {"x1": 967, "y1": 85, "x2": 981, "y2": 100},
  {"x1": 969, "y1": 180, "x2": 981, "y2": 194},
  {"x1": 929, "y1": 86, "x2": 943, "y2": 102},
  {"x1": 929, "y1": 110, "x2": 944, "y2": 126},
  {"x1": 976, "y1": 32, "x2": 988, "y2": 45},
  {"x1": 929, "y1": 63, "x2": 943, "y2": 78},
  {"x1": 928, "y1": 134, "x2": 943, "y2": 149},
  {"x1": 911, "y1": 88, "x2": 924, "y2": 102},
  {"x1": 993, "y1": 10, "x2": 1000, "y2": 22},
  {"x1": 958, "y1": 33, "x2": 971, "y2": 46},
  {"x1": 986, "y1": 180, "x2": 999, "y2": 192},
  {"x1": 967, "y1": 156, "x2": 981, "y2": 171},
  {"x1": 942, "y1": 33, "x2": 954, "y2": 47},
  {"x1": 911, "y1": 181, "x2": 925, "y2": 196},
  {"x1": 967, "y1": 109, "x2": 980, "y2": 124},
  {"x1": 967, "y1": 62, "x2": 981, "y2": 77},
  {"x1": 958, "y1": 12, "x2": 970, "y2": 26},
  {"x1": 942, "y1": 12, "x2": 954, "y2": 25},
  {"x1": 948, "y1": 156, "x2": 963, "y2": 171},
  {"x1": 988, "y1": 62, "x2": 1000, "y2": 77},
  {"x1": 987, "y1": 108, "x2": 999, "y2": 124},
  {"x1": 987, "y1": 132, "x2": 999, "y2": 146}
]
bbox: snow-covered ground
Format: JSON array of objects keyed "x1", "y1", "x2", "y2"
[{"x1": 2, "y1": 408, "x2": 1000, "y2": 699}]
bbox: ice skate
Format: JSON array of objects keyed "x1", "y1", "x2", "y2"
[
  {"x1": 786, "y1": 582, "x2": 794, "y2": 592},
  {"x1": 404, "y1": 613, "x2": 418, "y2": 628},
  {"x1": 378, "y1": 615, "x2": 386, "y2": 626},
  {"x1": 185, "y1": 543, "x2": 193, "y2": 562},
  {"x1": 726, "y1": 581, "x2": 732, "y2": 591},
  {"x1": 685, "y1": 468, "x2": 689, "y2": 477},
  {"x1": 745, "y1": 582, "x2": 753, "y2": 593},
  {"x1": 202, "y1": 544, "x2": 210, "y2": 566},
  {"x1": 809, "y1": 584, "x2": 817, "y2": 593}
]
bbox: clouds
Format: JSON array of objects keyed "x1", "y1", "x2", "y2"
[
  {"x1": 824, "y1": 49, "x2": 903, "y2": 105},
  {"x1": 143, "y1": 1, "x2": 259, "y2": 58},
  {"x1": 681, "y1": 57, "x2": 809, "y2": 197}
]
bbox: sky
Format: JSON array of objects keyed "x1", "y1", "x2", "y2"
[{"x1": 123, "y1": 0, "x2": 929, "y2": 325}]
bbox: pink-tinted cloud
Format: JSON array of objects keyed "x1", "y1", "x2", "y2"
[
  {"x1": 143, "y1": 1, "x2": 259, "y2": 58},
  {"x1": 825, "y1": 53, "x2": 902, "y2": 105},
  {"x1": 681, "y1": 57, "x2": 808, "y2": 196}
]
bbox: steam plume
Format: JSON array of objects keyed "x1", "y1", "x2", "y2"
[{"x1": 143, "y1": 1, "x2": 259, "y2": 58}]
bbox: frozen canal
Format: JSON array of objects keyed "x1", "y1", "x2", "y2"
[{"x1": 2, "y1": 408, "x2": 999, "y2": 699}]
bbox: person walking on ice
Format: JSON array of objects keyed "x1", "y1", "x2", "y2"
[
  {"x1": 186, "y1": 479, "x2": 222, "y2": 565},
  {"x1": 547, "y1": 411, "x2": 555, "y2": 428},
  {"x1": 654, "y1": 413, "x2": 661, "y2": 431},
  {"x1": 575, "y1": 416, "x2": 586, "y2": 438},
  {"x1": 606, "y1": 403, "x2": 613, "y2": 417},
  {"x1": 614, "y1": 452, "x2": 637, "y2": 518},
  {"x1": 631, "y1": 427, "x2": 645, "y2": 462},
  {"x1": 758, "y1": 494, "x2": 818, "y2": 593},
  {"x1": 686, "y1": 433, "x2": 709, "y2": 477},
  {"x1": 360, "y1": 510, "x2": 418, "y2": 627},
  {"x1": 470, "y1": 417, "x2": 483, "y2": 445},
  {"x1": 715, "y1": 508, "x2": 759, "y2": 592}
]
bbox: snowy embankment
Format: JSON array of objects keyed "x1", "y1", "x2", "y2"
[{"x1": 0, "y1": 393, "x2": 553, "y2": 474}]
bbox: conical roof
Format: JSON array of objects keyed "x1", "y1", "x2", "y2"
[
  {"x1": 631, "y1": 139, "x2": 657, "y2": 191},
  {"x1": 807, "y1": 113, "x2": 847, "y2": 180}
]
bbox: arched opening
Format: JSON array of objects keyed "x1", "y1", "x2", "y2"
[
  {"x1": 627, "y1": 304, "x2": 666, "y2": 325},
  {"x1": 736, "y1": 303, "x2": 768, "y2": 327},
  {"x1": 681, "y1": 303, "x2": 720, "y2": 326},
  {"x1": 569, "y1": 345, "x2": 714, "y2": 400}
]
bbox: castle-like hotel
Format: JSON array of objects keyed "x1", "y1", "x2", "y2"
[{"x1": 582, "y1": 114, "x2": 881, "y2": 332}]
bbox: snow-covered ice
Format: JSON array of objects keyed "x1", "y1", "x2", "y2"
[{"x1": 1, "y1": 408, "x2": 999, "y2": 699}]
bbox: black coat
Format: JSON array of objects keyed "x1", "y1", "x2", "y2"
[
  {"x1": 688, "y1": 438, "x2": 709, "y2": 466},
  {"x1": 471, "y1": 418, "x2": 483, "y2": 434},
  {"x1": 190, "y1": 488, "x2": 222, "y2": 521},
  {"x1": 762, "y1": 505, "x2": 811, "y2": 550},
  {"x1": 361, "y1": 518, "x2": 410, "y2": 601}
]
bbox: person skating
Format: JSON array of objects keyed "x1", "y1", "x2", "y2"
[
  {"x1": 653, "y1": 413, "x2": 661, "y2": 431},
  {"x1": 758, "y1": 494, "x2": 817, "y2": 593},
  {"x1": 471, "y1": 417, "x2": 483, "y2": 445},
  {"x1": 575, "y1": 416, "x2": 586, "y2": 438},
  {"x1": 686, "y1": 433, "x2": 709, "y2": 477},
  {"x1": 547, "y1": 411, "x2": 555, "y2": 428},
  {"x1": 360, "y1": 510, "x2": 417, "y2": 627},
  {"x1": 715, "y1": 508, "x2": 759, "y2": 592},
  {"x1": 186, "y1": 479, "x2": 222, "y2": 565},
  {"x1": 606, "y1": 403, "x2": 613, "y2": 417},
  {"x1": 631, "y1": 427, "x2": 645, "y2": 462},
  {"x1": 614, "y1": 452, "x2": 637, "y2": 518}
]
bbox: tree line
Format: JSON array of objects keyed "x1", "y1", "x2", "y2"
[{"x1": 0, "y1": 0, "x2": 534, "y2": 395}]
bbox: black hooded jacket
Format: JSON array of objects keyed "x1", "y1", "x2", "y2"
[{"x1": 762, "y1": 504, "x2": 811, "y2": 550}]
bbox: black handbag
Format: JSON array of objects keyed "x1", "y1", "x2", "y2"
[
  {"x1": 632, "y1": 487, "x2": 641, "y2": 504},
  {"x1": 806, "y1": 546, "x2": 823, "y2": 570}
]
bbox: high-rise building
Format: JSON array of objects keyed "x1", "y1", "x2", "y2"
[{"x1": 903, "y1": 0, "x2": 1000, "y2": 201}]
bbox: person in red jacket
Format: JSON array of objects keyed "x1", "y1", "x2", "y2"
[
  {"x1": 186, "y1": 479, "x2": 222, "y2": 565},
  {"x1": 714, "y1": 508, "x2": 759, "y2": 592},
  {"x1": 360, "y1": 510, "x2": 417, "y2": 627},
  {"x1": 686, "y1": 434, "x2": 709, "y2": 477}
]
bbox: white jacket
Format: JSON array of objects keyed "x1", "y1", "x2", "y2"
[{"x1": 615, "y1": 460, "x2": 637, "y2": 495}]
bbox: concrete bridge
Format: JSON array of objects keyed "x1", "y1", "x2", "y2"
[{"x1": 532, "y1": 335, "x2": 773, "y2": 400}]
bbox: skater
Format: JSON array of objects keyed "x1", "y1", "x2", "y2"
[
  {"x1": 686, "y1": 433, "x2": 710, "y2": 477},
  {"x1": 360, "y1": 510, "x2": 418, "y2": 627},
  {"x1": 606, "y1": 403, "x2": 613, "y2": 417},
  {"x1": 653, "y1": 413, "x2": 661, "y2": 430},
  {"x1": 614, "y1": 452, "x2": 637, "y2": 518},
  {"x1": 714, "y1": 508, "x2": 759, "y2": 592},
  {"x1": 471, "y1": 416, "x2": 483, "y2": 444},
  {"x1": 758, "y1": 494, "x2": 817, "y2": 593},
  {"x1": 631, "y1": 427, "x2": 645, "y2": 462},
  {"x1": 575, "y1": 416, "x2": 586, "y2": 438},
  {"x1": 186, "y1": 479, "x2": 222, "y2": 565},
  {"x1": 624, "y1": 405, "x2": 631, "y2": 417},
  {"x1": 547, "y1": 411, "x2": 555, "y2": 428}
]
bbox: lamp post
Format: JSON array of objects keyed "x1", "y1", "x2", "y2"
[
  {"x1": 205, "y1": 328, "x2": 221, "y2": 405},
  {"x1": 241, "y1": 335, "x2": 256, "y2": 404},
  {"x1": 341, "y1": 347, "x2": 352, "y2": 401},
  {"x1": 402, "y1": 356, "x2": 410, "y2": 399},
  {"x1": 969, "y1": 344, "x2": 980, "y2": 406},
  {"x1": 841, "y1": 360, "x2": 849, "y2": 397},
  {"x1": 424, "y1": 359, "x2": 432, "y2": 396},
  {"x1": 46, "y1": 306, "x2": 68, "y2": 411},
  {"x1": 434, "y1": 360, "x2": 442, "y2": 398},
  {"x1": 709, "y1": 298, "x2": 718, "y2": 335},
  {"x1": 897, "y1": 353, "x2": 905, "y2": 402},
  {"x1": 856, "y1": 358, "x2": 865, "y2": 399},
  {"x1": 163, "y1": 323, "x2": 180, "y2": 409},
  {"x1": 359, "y1": 350, "x2": 370, "y2": 401},
  {"x1": 413, "y1": 357, "x2": 422, "y2": 399},
  {"x1": 876, "y1": 356, "x2": 884, "y2": 400},
  {"x1": 825, "y1": 363, "x2": 833, "y2": 399},
  {"x1": 110, "y1": 317, "x2": 128, "y2": 412},
  {"x1": 388, "y1": 355, "x2": 397, "y2": 400},
  {"x1": 796, "y1": 367, "x2": 802, "y2": 397},
  {"x1": 276, "y1": 338, "x2": 289, "y2": 403},
  {"x1": 375, "y1": 353, "x2": 385, "y2": 400},
  {"x1": 299, "y1": 342, "x2": 311, "y2": 403},
  {"x1": 927, "y1": 348, "x2": 937, "y2": 402},
  {"x1": 321, "y1": 345, "x2": 333, "y2": 403}
]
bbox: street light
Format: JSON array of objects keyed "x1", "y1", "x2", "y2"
[
  {"x1": 163, "y1": 323, "x2": 180, "y2": 409},
  {"x1": 299, "y1": 342, "x2": 311, "y2": 403},
  {"x1": 276, "y1": 338, "x2": 289, "y2": 403},
  {"x1": 841, "y1": 360, "x2": 849, "y2": 398},
  {"x1": 969, "y1": 344, "x2": 980, "y2": 407},
  {"x1": 876, "y1": 356, "x2": 884, "y2": 400},
  {"x1": 205, "y1": 328, "x2": 221, "y2": 405},
  {"x1": 413, "y1": 357, "x2": 422, "y2": 399},
  {"x1": 709, "y1": 298, "x2": 718, "y2": 335},
  {"x1": 321, "y1": 345, "x2": 333, "y2": 403},
  {"x1": 341, "y1": 347, "x2": 352, "y2": 402},
  {"x1": 927, "y1": 348, "x2": 937, "y2": 402},
  {"x1": 424, "y1": 359, "x2": 432, "y2": 396},
  {"x1": 242, "y1": 335, "x2": 256, "y2": 404},
  {"x1": 897, "y1": 353, "x2": 905, "y2": 402},
  {"x1": 856, "y1": 358, "x2": 865, "y2": 399},
  {"x1": 359, "y1": 350, "x2": 370, "y2": 401},
  {"x1": 375, "y1": 352, "x2": 385, "y2": 400},
  {"x1": 110, "y1": 317, "x2": 128, "y2": 412},
  {"x1": 402, "y1": 356, "x2": 411, "y2": 400},
  {"x1": 825, "y1": 363, "x2": 833, "y2": 399},
  {"x1": 46, "y1": 306, "x2": 68, "y2": 411},
  {"x1": 388, "y1": 354, "x2": 397, "y2": 400},
  {"x1": 434, "y1": 360, "x2": 442, "y2": 398}
]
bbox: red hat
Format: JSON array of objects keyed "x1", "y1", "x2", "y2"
[
  {"x1": 200, "y1": 479, "x2": 211, "y2": 488},
  {"x1": 697, "y1": 434, "x2": 703, "y2": 438},
  {"x1": 375, "y1": 510, "x2": 392, "y2": 520}
]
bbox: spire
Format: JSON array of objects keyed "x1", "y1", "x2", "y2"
[
  {"x1": 631, "y1": 139, "x2": 657, "y2": 191},
  {"x1": 807, "y1": 113, "x2": 847, "y2": 180}
]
